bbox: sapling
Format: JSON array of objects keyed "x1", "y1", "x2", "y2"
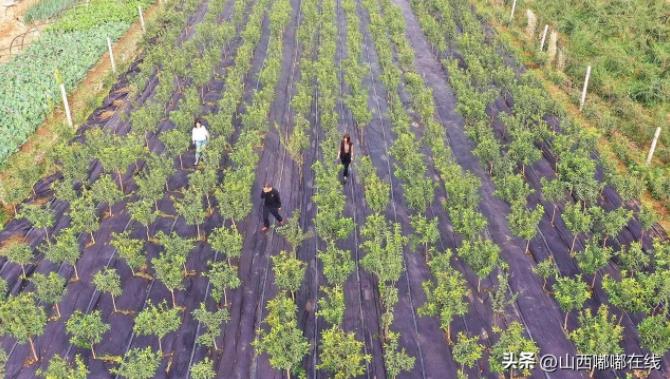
[
  {"x1": 190, "y1": 357, "x2": 216, "y2": 379},
  {"x1": 111, "y1": 347, "x2": 161, "y2": 379},
  {"x1": 383, "y1": 331, "x2": 415, "y2": 379},
  {"x1": 37, "y1": 354, "x2": 88, "y2": 379},
  {"x1": 452, "y1": 332, "x2": 483, "y2": 377},
  {"x1": 0, "y1": 241, "x2": 33, "y2": 277},
  {"x1": 576, "y1": 240, "x2": 613, "y2": 287},
  {"x1": 540, "y1": 177, "x2": 568, "y2": 225},
  {"x1": 90, "y1": 174, "x2": 124, "y2": 217},
  {"x1": 533, "y1": 257, "x2": 559, "y2": 290},
  {"x1": 317, "y1": 326, "x2": 370, "y2": 379},
  {"x1": 489, "y1": 322, "x2": 538, "y2": 377},
  {"x1": 553, "y1": 275, "x2": 591, "y2": 330},
  {"x1": 111, "y1": 231, "x2": 145, "y2": 276},
  {"x1": 192, "y1": 302, "x2": 228, "y2": 351},
  {"x1": 93, "y1": 268, "x2": 122, "y2": 312},
  {"x1": 562, "y1": 202, "x2": 592, "y2": 253},
  {"x1": 133, "y1": 301, "x2": 181, "y2": 354},
  {"x1": 570, "y1": 306, "x2": 623, "y2": 376},
  {"x1": 638, "y1": 315, "x2": 670, "y2": 356},
  {"x1": 173, "y1": 189, "x2": 207, "y2": 240},
  {"x1": 31, "y1": 272, "x2": 65, "y2": 319},
  {"x1": 152, "y1": 253, "x2": 185, "y2": 308},
  {"x1": 43, "y1": 228, "x2": 81, "y2": 281},
  {"x1": 65, "y1": 310, "x2": 109, "y2": 359},
  {"x1": 18, "y1": 204, "x2": 55, "y2": 244},
  {"x1": 209, "y1": 225, "x2": 243, "y2": 265},
  {"x1": 0, "y1": 293, "x2": 46, "y2": 362},
  {"x1": 457, "y1": 238, "x2": 499, "y2": 293},
  {"x1": 272, "y1": 251, "x2": 306, "y2": 300},
  {"x1": 69, "y1": 193, "x2": 99, "y2": 245},
  {"x1": 318, "y1": 285, "x2": 345, "y2": 326},
  {"x1": 205, "y1": 261, "x2": 240, "y2": 306},
  {"x1": 508, "y1": 203, "x2": 544, "y2": 254},
  {"x1": 419, "y1": 267, "x2": 469, "y2": 343}
]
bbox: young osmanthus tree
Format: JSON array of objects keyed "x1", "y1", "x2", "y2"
[
  {"x1": 317, "y1": 326, "x2": 371, "y2": 379},
  {"x1": 65, "y1": 310, "x2": 109, "y2": 359},
  {"x1": 489, "y1": 322, "x2": 538, "y2": 377},
  {"x1": 253, "y1": 297, "x2": 310, "y2": 379},
  {"x1": 173, "y1": 188, "x2": 207, "y2": 240},
  {"x1": 90, "y1": 174, "x2": 124, "y2": 217},
  {"x1": 42, "y1": 228, "x2": 81, "y2": 281},
  {"x1": 452, "y1": 332, "x2": 483, "y2": 379},
  {"x1": 111, "y1": 347, "x2": 161, "y2": 379},
  {"x1": 0, "y1": 241, "x2": 33, "y2": 277},
  {"x1": 133, "y1": 301, "x2": 181, "y2": 354},
  {"x1": 272, "y1": 251, "x2": 306, "y2": 300},
  {"x1": 37, "y1": 354, "x2": 88, "y2": 379},
  {"x1": 190, "y1": 357, "x2": 216, "y2": 379},
  {"x1": 209, "y1": 225, "x2": 243, "y2": 265},
  {"x1": 562, "y1": 202, "x2": 592, "y2": 253},
  {"x1": 553, "y1": 275, "x2": 591, "y2": 330},
  {"x1": 18, "y1": 203, "x2": 55, "y2": 244},
  {"x1": 111, "y1": 231, "x2": 146, "y2": 276},
  {"x1": 0, "y1": 293, "x2": 46, "y2": 362},
  {"x1": 508, "y1": 203, "x2": 544, "y2": 254},
  {"x1": 156, "y1": 231, "x2": 195, "y2": 276},
  {"x1": 68, "y1": 192, "x2": 100, "y2": 245},
  {"x1": 31, "y1": 272, "x2": 66, "y2": 319},
  {"x1": 128, "y1": 199, "x2": 159, "y2": 239},
  {"x1": 570, "y1": 306, "x2": 623, "y2": 377},
  {"x1": 93, "y1": 268, "x2": 122, "y2": 312},
  {"x1": 192, "y1": 302, "x2": 228, "y2": 351},
  {"x1": 205, "y1": 260, "x2": 240, "y2": 306},
  {"x1": 419, "y1": 257, "x2": 469, "y2": 344},
  {"x1": 152, "y1": 252, "x2": 185, "y2": 308}
]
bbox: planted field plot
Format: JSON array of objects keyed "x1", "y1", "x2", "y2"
[{"x1": 0, "y1": 0, "x2": 668, "y2": 378}]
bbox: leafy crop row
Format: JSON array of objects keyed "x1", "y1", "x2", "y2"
[{"x1": 0, "y1": 0, "x2": 152, "y2": 166}]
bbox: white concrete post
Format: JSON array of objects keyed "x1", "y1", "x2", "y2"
[
  {"x1": 138, "y1": 6, "x2": 146, "y2": 34},
  {"x1": 509, "y1": 0, "x2": 517, "y2": 22},
  {"x1": 539, "y1": 25, "x2": 549, "y2": 51},
  {"x1": 646, "y1": 127, "x2": 662, "y2": 165},
  {"x1": 107, "y1": 37, "x2": 116, "y2": 74},
  {"x1": 59, "y1": 83, "x2": 73, "y2": 128},
  {"x1": 579, "y1": 65, "x2": 591, "y2": 112}
]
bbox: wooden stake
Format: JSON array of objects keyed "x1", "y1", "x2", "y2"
[
  {"x1": 59, "y1": 83, "x2": 73, "y2": 128},
  {"x1": 106, "y1": 37, "x2": 116, "y2": 74},
  {"x1": 509, "y1": 0, "x2": 517, "y2": 21},
  {"x1": 138, "y1": 5, "x2": 146, "y2": 34},
  {"x1": 646, "y1": 127, "x2": 662, "y2": 165},
  {"x1": 539, "y1": 24, "x2": 549, "y2": 51},
  {"x1": 579, "y1": 65, "x2": 591, "y2": 112}
]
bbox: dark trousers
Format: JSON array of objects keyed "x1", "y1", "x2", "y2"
[
  {"x1": 263, "y1": 206, "x2": 282, "y2": 228},
  {"x1": 341, "y1": 156, "x2": 351, "y2": 178}
]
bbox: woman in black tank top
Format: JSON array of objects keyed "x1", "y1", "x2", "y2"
[{"x1": 338, "y1": 133, "x2": 353, "y2": 181}]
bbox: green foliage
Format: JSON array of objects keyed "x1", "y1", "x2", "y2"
[
  {"x1": 616, "y1": 242, "x2": 650, "y2": 274},
  {"x1": 65, "y1": 310, "x2": 109, "y2": 354},
  {"x1": 111, "y1": 231, "x2": 145, "y2": 275},
  {"x1": 152, "y1": 253, "x2": 184, "y2": 307},
  {"x1": 254, "y1": 297, "x2": 310, "y2": 377},
  {"x1": 490, "y1": 264, "x2": 518, "y2": 315},
  {"x1": 43, "y1": 228, "x2": 80, "y2": 278},
  {"x1": 133, "y1": 301, "x2": 181, "y2": 353},
  {"x1": 0, "y1": 293, "x2": 46, "y2": 346},
  {"x1": 111, "y1": 347, "x2": 161, "y2": 379},
  {"x1": 192, "y1": 303, "x2": 228, "y2": 351},
  {"x1": 37, "y1": 354, "x2": 88, "y2": 379},
  {"x1": 0, "y1": 241, "x2": 33, "y2": 275},
  {"x1": 507, "y1": 203, "x2": 544, "y2": 251},
  {"x1": 570, "y1": 306, "x2": 623, "y2": 355},
  {"x1": 18, "y1": 204, "x2": 55, "y2": 237},
  {"x1": 208, "y1": 226, "x2": 243, "y2": 263},
  {"x1": 128, "y1": 200, "x2": 159, "y2": 238},
  {"x1": 0, "y1": 22, "x2": 129, "y2": 164},
  {"x1": 24, "y1": 0, "x2": 76, "y2": 24},
  {"x1": 489, "y1": 322, "x2": 538, "y2": 375},
  {"x1": 190, "y1": 357, "x2": 216, "y2": 379},
  {"x1": 361, "y1": 222, "x2": 407, "y2": 284},
  {"x1": 383, "y1": 331, "x2": 415, "y2": 379},
  {"x1": 272, "y1": 251, "x2": 306, "y2": 297},
  {"x1": 277, "y1": 213, "x2": 309, "y2": 256},
  {"x1": 31, "y1": 272, "x2": 65, "y2": 310},
  {"x1": 638, "y1": 315, "x2": 670, "y2": 356},
  {"x1": 456, "y1": 238, "x2": 499, "y2": 288},
  {"x1": 602, "y1": 275, "x2": 652, "y2": 316},
  {"x1": 419, "y1": 265, "x2": 469, "y2": 341},
  {"x1": 51, "y1": 0, "x2": 153, "y2": 32},
  {"x1": 452, "y1": 332, "x2": 483, "y2": 371},
  {"x1": 318, "y1": 285, "x2": 345, "y2": 326},
  {"x1": 576, "y1": 240, "x2": 612, "y2": 284},
  {"x1": 91, "y1": 174, "x2": 124, "y2": 215},
  {"x1": 317, "y1": 327, "x2": 371, "y2": 379},
  {"x1": 553, "y1": 275, "x2": 591, "y2": 329},
  {"x1": 173, "y1": 189, "x2": 207, "y2": 238},
  {"x1": 68, "y1": 192, "x2": 100, "y2": 240},
  {"x1": 205, "y1": 261, "x2": 240, "y2": 305},
  {"x1": 93, "y1": 268, "x2": 122, "y2": 311},
  {"x1": 319, "y1": 245, "x2": 354, "y2": 287},
  {"x1": 533, "y1": 257, "x2": 559, "y2": 289}
]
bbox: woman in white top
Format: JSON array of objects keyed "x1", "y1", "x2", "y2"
[{"x1": 192, "y1": 119, "x2": 210, "y2": 165}]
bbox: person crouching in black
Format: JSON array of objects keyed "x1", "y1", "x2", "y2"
[{"x1": 261, "y1": 183, "x2": 284, "y2": 232}]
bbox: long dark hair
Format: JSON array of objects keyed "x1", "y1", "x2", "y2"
[{"x1": 340, "y1": 133, "x2": 352, "y2": 153}]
